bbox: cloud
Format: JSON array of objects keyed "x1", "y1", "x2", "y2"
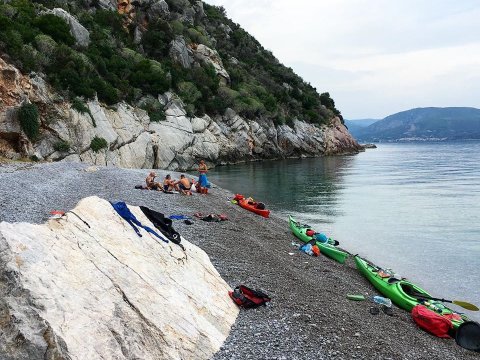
[{"x1": 204, "y1": 0, "x2": 480, "y2": 118}]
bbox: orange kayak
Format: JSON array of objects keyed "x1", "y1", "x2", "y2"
[{"x1": 235, "y1": 194, "x2": 270, "y2": 218}]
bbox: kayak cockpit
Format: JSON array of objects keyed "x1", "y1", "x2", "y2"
[{"x1": 398, "y1": 282, "x2": 430, "y2": 300}]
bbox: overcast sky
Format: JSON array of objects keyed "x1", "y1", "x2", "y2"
[{"x1": 204, "y1": 0, "x2": 480, "y2": 119}]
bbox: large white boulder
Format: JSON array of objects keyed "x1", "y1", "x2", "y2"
[{"x1": 0, "y1": 196, "x2": 238, "y2": 360}]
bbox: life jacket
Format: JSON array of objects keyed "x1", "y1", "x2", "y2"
[
  {"x1": 229, "y1": 285, "x2": 271, "y2": 308},
  {"x1": 411, "y1": 305, "x2": 453, "y2": 338},
  {"x1": 312, "y1": 245, "x2": 320, "y2": 257}
]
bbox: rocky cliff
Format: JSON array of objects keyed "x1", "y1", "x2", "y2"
[
  {"x1": 0, "y1": 57, "x2": 362, "y2": 169},
  {"x1": 0, "y1": 1, "x2": 363, "y2": 169},
  {"x1": 0, "y1": 196, "x2": 238, "y2": 359}
]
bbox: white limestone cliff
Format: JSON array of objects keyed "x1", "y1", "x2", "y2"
[
  {"x1": 0, "y1": 196, "x2": 238, "y2": 360},
  {"x1": 0, "y1": 57, "x2": 363, "y2": 169}
]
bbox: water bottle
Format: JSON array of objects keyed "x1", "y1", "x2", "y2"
[{"x1": 373, "y1": 296, "x2": 392, "y2": 308}]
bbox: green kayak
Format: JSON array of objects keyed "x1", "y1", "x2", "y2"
[
  {"x1": 354, "y1": 255, "x2": 468, "y2": 329},
  {"x1": 288, "y1": 215, "x2": 348, "y2": 264}
]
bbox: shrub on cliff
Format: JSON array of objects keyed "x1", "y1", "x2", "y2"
[
  {"x1": 34, "y1": 34, "x2": 57, "y2": 57},
  {"x1": 18, "y1": 103, "x2": 40, "y2": 141},
  {"x1": 203, "y1": 3, "x2": 226, "y2": 20},
  {"x1": 177, "y1": 82, "x2": 202, "y2": 107},
  {"x1": 128, "y1": 60, "x2": 170, "y2": 97},
  {"x1": 141, "y1": 19, "x2": 174, "y2": 58},
  {"x1": 72, "y1": 98, "x2": 96, "y2": 127},
  {"x1": 138, "y1": 97, "x2": 166, "y2": 122},
  {"x1": 34, "y1": 14, "x2": 75, "y2": 46},
  {"x1": 185, "y1": 27, "x2": 211, "y2": 47},
  {"x1": 165, "y1": 0, "x2": 190, "y2": 13},
  {"x1": 91, "y1": 78, "x2": 119, "y2": 105},
  {"x1": 90, "y1": 136, "x2": 108, "y2": 152},
  {"x1": 53, "y1": 140, "x2": 70, "y2": 152}
]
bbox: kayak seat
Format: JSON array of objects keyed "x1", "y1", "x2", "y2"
[{"x1": 388, "y1": 277, "x2": 401, "y2": 284}]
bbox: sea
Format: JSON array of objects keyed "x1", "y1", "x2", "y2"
[{"x1": 208, "y1": 141, "x2": 480, "y2": 320}]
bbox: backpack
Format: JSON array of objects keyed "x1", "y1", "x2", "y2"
[
  {"x1": 229, "y1": 285, "x2": 271, "y2": 308},
  {"x1": 411, "y1": 305, "x2": 453, "y2": 338}
]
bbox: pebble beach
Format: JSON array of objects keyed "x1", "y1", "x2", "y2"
[{"x1": 0, "y1": 161, "x2": 476, "y2": 360}]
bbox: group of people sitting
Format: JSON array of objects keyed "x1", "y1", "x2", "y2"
[
  {"x1": 145, "y1": 160, "x2": 210, "y2": 196},
  {"x1": 146, "y1": 173, "x2": 196, "y2": 195}
]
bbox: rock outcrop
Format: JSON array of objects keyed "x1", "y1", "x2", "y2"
[
  {"x1": 0, "y1": 196, "x2": 238, "y2": 360},
  {"x1": 169, "y1": 36, "x2": 195, "y2": 69},
  {"x1": 191, "y1": 44, "x2": 230, "y2": 83},
  {"x1": 322, "y1": 117, "x2": 364, "y2": 155},
  {"x1": 0, "y1": 57, "x2": 362, "y2": 169},
  {"x1": 43, "y1": 8, "x2": 90, "y2": 47}
]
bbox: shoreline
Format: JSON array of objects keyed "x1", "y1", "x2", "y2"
[{"x1": 0, "y1": 162, "x2": 475, "y2": 359}]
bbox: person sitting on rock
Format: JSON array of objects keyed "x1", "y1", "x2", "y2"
[
  {"x1": 175, "y1": 174, "x2": 193, "y2": 196},
  {"x1": 146, "y1": 172, "x2": 162, "y2": 191},
  {"x1": 163, "y1": 174, "x2": 177, "y2": 192}
]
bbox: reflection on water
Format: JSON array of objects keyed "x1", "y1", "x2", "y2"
[
  {"x1": 209, "y1": 142, "x2": 480, "y2": 321},
  {"x1": 209, "y1": 156, "x2": 355, "y2": 223}
]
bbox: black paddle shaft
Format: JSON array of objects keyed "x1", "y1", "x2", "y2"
[{"x1": 414, "y1": 293, "x2": 452, "y2": 304}]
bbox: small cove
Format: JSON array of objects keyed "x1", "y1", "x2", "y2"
[{"x1": 208, "y1": 141, "x2": 480, "y2": 320}]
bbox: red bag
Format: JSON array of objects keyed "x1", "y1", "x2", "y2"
[
  {"x1": 306, "y1": 229, "x2": 315, "y2": 237},
  {"x1": 411, "y1": 305, "x2": 453, "y2": 338},
  {"x1": 229, "y1": 285, "x2": 271, "y2": 308}
]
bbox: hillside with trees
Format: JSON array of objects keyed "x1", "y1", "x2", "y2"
[
  {"x1": 351, "y1": 107, "x2": 480, "y2": 142},
  {"x1": 0, "y1": 0, "x2": 341, "y2": 126}
]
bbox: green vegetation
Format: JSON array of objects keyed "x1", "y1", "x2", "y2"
[
  {"x1": 72, "y1": 97, "x2": 96, "y2": 126},
  {"x1": 201, "y1": 3, "x2": 342, "y2": 124},
  {"x1": 34, "y1": 13, "x2": 75, "y2": 45},
  {"x1": 90, "y1": 136, "x2": 108, "y2": 152},
  {"x1": 138, "y1": 96, "x2": 166, "y2": 122},
  {"x1": 1, "y1": 0, "x2": 342, "y2": 132},
  {"x1": 18, "y1": 103, "x2": 40, "y2": 140},
  {"x1": 53, "y1": 140, "x2": 70, "y2": 152}
]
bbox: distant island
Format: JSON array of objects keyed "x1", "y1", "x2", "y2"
[{"x1": 346, "y1": 107, "x2": 480, "y2": 142}]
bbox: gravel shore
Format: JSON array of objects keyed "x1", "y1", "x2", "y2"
[{"x1": 0, "y1": 162, "x2": 476, "y2": 360}]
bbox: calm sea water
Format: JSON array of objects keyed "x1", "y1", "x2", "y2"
[{"x1": 208, "y1": 142, "x2": 480, "y2": 320}]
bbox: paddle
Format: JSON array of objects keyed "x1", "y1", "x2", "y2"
[{"x1": 413, "y1": 293, "x2": 479, "y2": 311}]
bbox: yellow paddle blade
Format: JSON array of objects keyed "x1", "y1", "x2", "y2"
[{"x1": 453, "y1": 300, "x2": 479, "y2": 311}]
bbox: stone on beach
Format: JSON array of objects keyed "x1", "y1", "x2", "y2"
[{"x1": 0, "y1": 196, "x2": 238, "y2": 359}]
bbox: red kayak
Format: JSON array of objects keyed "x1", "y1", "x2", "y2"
[{"x1": 234, "y1": 194, "x2": 270, "y2": 218}]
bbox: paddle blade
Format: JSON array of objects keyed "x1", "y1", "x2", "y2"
[{"x1": 453, "y1": 300, "x2": 479, "y2": 311}]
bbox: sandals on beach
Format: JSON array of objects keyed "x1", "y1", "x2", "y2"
[
  {"x1": 369, "y1": 306, "x2": 394, "y2": 316},
  {"x1": 369, "y1": 307, "x2": 380, "y2": 315}
]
